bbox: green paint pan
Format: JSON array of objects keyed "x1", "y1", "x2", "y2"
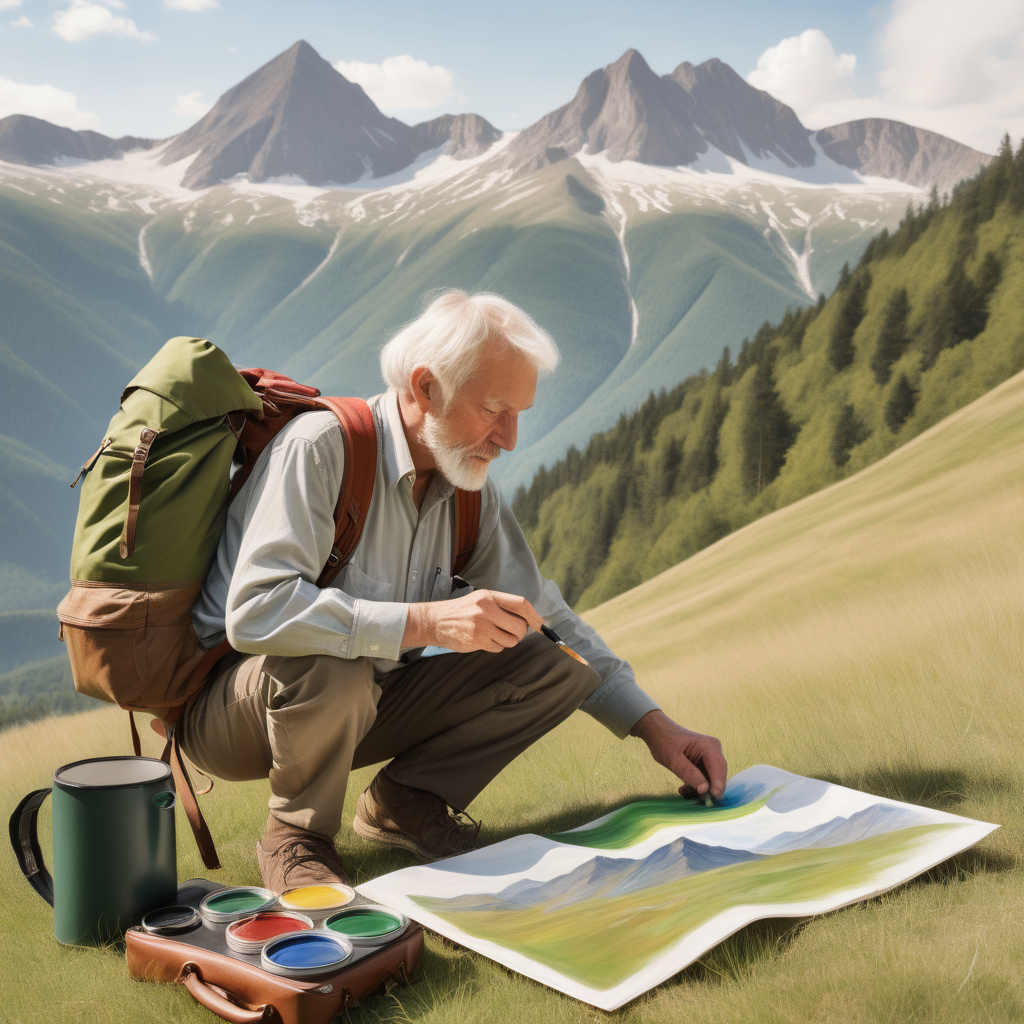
[{"x1": 322, "y1": 904, "x2": 409, "y2": 945}]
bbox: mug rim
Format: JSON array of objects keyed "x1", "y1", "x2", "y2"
[{"x1": 53, "y1": 755, "x2": 172, "y2": 790}]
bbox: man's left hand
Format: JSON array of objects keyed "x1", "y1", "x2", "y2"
[{"x1": 631, "y1": 710, "x2": 727, "y2": 801}]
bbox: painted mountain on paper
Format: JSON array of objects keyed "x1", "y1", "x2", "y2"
[{"x1": 358, "y1": 765, "x2": 998, "y2": 1010}]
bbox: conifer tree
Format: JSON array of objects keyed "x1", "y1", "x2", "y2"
[
  {"x1": 714, "y1": 346, "x2": 732, "y2": 385},
  {"x1": 682, "y1": 387, "x2": 728, "y2": 491},
  {"x1": 871, "y1": 287, "x2": 912, "y2": 384},
  {"x1": 884, "y1": 374, "x2": 918, "y2": 431},
  {"x1": 829, "y1": 268, "x2": 872, "y2": 370},
  {"x1": 920, "y1": 253, "x2": 1002, "y2": 368},
  {"x1": 830, "y1": 404, "x2": 870, "y2": 467},
  {"x1": 658, "y1": 437, "x2": 683, "y2": 499},
  {"x1": 741, "y1": 349, "x2": 797, "y2": 496}
]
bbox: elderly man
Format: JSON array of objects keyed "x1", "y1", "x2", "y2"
[{"x1": 184, "y1": 290, "x2": 726, "y2": 891}]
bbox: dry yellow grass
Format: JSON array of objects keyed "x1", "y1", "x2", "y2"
[{"x1": 3, "y1": 370, "x2": 1024, "y2": 1022}]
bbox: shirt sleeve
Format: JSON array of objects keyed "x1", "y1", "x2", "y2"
[
  {"x1": 223, "y1": 417, "x2": 409, "y2": 660},
  {"x1": 462, "y1": 481, "x2": 661, "y2": 739}
]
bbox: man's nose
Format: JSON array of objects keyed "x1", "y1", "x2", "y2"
[{"x1": 492, "y1": 412, "x2": 518, "y2": 451}]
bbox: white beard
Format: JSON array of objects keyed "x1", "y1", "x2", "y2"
[{"x1": 422, "y1": 412, "x2": 499, "y2": 491}]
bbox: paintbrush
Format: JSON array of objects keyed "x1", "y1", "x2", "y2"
[
  {"x1": 451, "y1": 575, "x2": 590, "y2": 666},
  {"x1": 540, "y1": 624, "x2": 589, "y2": 666}
]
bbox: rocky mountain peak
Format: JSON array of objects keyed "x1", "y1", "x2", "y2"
[
  {"x1": 504, "y1": 47, "x2": 704, "y2": 173},
  {"x1": 668, "y1": 57, "x2": 816, "y2": 167},
  {"x1": 161, "y1": 39, "x2": 422, "y2": 188},
  {"x1": 815, "y1": 118, "x2": 991, "y2": 193}
]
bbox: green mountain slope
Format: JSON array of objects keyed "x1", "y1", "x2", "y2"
[{"x1": 515, "y1": 140, "x2": 1024, "y2": 608}]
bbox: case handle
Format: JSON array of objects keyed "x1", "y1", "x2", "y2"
[{"x1": 180, "y1": 964, "x2": 271, "y2": 1023}]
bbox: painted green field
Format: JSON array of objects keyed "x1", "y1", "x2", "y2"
[
  {"x1": 543, "y1": 789, "x2": 774, "y2": 849},
  {"x1": 2, "y1": 368, "x2": 1023, "y2": 1022}
]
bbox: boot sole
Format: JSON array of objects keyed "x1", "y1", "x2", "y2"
[{"x1": 352, "y1": 812, "x2": 445, "y2": 861}]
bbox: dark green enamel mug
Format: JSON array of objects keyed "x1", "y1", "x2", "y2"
[{"x1": 10, "y1": 756, "x2": 178, "y2": 945}]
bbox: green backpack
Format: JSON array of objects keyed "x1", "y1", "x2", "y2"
[
  {"x1": 56, "y1": 335, "x2": 481, "y2": 868},
  {"x1": 56, "y1": 336, "x2": 381, "y2": 867}
]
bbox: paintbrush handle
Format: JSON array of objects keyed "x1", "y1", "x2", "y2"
[{"x1": 540, "y1": 625, "x2": 589, "y2": 666}]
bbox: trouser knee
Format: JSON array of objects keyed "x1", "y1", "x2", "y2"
[
  {"x1": 535, "y1": 645, "x2": 602, "y2": 710},
  {"x1": 262, "y1": 654, "x2": 377, "y2": 718}
]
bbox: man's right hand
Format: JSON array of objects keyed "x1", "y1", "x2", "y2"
[{"x1": 403, "y1": 590, "x2": 544, "y2": 653}]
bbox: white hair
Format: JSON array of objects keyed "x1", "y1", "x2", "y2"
[{"x1": 380, "y1": 290, "x2": 560, "y2": 406}]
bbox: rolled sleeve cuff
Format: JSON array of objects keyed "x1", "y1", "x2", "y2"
[
  {"x1": 347, "y1": 599, "x2": 409, "y2": 660},
  {"x1": 580, "y1": 675, "x2": 661, "y2": 740}
]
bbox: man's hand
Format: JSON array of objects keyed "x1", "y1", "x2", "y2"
[
  {"x1": 631, "y1": 710, "x2": 727, "y2": 800},
  {"x1": 403, "y1": 590, "x2": 545, "y2": 653}
]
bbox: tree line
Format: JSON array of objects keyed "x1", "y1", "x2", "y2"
[{"x1": 513, "y1": 136, "x2": 1024, "y2": 610}]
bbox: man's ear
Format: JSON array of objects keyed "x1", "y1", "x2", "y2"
[{"x1": 409, "y1": 366, "x2": 438, "y2": 414}]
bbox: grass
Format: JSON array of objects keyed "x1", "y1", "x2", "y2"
[{"x1": 3, "y1": 369, "x2": 1024, "y2": 1022}]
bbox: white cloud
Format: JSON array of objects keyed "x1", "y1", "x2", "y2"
[
  {"x1": 173, "y1": 90, "x2": 210, "y2": 118},
  {"x1": 11, "y1": 15, "x2": 31, "y2": 26},
  {"x1": 748, "y1": 4, "x2": 1024, "y2": 153},
  {"x1": 53, "y1": 1, "x2": 155, "y2": 43},
  {"x1": 163, "y1": 0, "x2": 218, "y2": 10},
  {"x1": 0, "y1": 0, "x2": 22, "y2": 10},
  {"x1": 748, "y1": 29, "x2": 857, "y2": 120},
  {"x1": 333, "y1": 54, "x2": 455, "y2": 111},
  {"x1": 0, "y1": 76, "x2": 99, "y2": 128},
  {"x1": 875, "y1": 0, "x2": 1024, "y2": 149}
]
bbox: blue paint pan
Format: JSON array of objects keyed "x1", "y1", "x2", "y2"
[{"x1": 260, "y1": 930, "x2": 353, "y2": 978}]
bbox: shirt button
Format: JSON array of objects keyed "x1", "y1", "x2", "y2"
[{"x1": 411, "y1": 571, "x2": 418, "y2": 581}]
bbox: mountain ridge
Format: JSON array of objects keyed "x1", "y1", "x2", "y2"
[{"x1": 0, "y1": 41, "x2": 990, "y2": 195}]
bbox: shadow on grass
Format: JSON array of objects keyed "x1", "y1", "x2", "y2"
[{"x1": 815, "y1": 764, "x2": 1013, "y2": 812}]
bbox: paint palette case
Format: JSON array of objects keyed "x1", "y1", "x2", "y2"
[{"x1": 126, "y1": 879, "x2": 423, "y2": 1024}]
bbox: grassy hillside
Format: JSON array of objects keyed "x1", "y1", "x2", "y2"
[
  {"x1": 515, "y1": 138, "x2": 1024, "y2": 608},
  {"x1": 2, "y1": 357, "x2": 1022, "y2": 1023}
]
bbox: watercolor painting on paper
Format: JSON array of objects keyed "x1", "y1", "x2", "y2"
[{"x1": 358, "y1": 765, "x2": 997, "y2": 1011}]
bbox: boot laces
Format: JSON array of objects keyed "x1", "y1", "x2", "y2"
[{"x1": 282, "y1": 832, "x2": 339, "y2": 875}]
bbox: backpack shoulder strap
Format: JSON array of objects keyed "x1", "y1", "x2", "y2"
[
  {"x1": 315, "y1": 397, "x2": 378, "y2": 589},
  {"x1": 452, "y1": 488, "x2": 482, "y2": 577}
]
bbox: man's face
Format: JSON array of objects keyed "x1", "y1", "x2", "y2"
[{"x1": 423, "y1": 343, "x2": 538, "y2": 491}]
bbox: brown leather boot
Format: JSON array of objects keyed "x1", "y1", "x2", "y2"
[
  {"x1": 352, "y1": 770, "x2": 480, "y2": 862},
  {"x1": 256, "y1": 813, "x2": 351, "y2": 893}
]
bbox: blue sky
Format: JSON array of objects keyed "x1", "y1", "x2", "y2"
[{"x1": 1, "y1": 0, "x2": 1021, "y2": 152}]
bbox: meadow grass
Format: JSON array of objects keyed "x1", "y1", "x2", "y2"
[{"x1": 3, "y1": 370, "x2": 1024, "y2": 1022}]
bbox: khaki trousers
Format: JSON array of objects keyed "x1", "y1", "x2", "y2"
[{"x1": 180, "y1": 632, "x2": 601, "y2": 837}]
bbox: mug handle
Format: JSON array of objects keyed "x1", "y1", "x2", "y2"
[
  {"x1": 8, "y1": 789, "x2": 54, "y2": 907},
  {"x1": 180, "y1": 964, "x2": 271, "y2": 1023}
]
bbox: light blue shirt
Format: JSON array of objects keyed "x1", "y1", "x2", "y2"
[{"x1": 193, "y1": 390, "x2": 660, "y2": 738}]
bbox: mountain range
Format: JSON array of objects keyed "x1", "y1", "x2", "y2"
[
  {"x1": 0, "y1": 41, "x2": 987, "y2": 195},
  {"x1": 0, "y1": 39, "x2": 996, "y2": 665}
]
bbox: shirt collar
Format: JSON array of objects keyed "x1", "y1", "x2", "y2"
[{"x1": 380, "y1": 390, "x2": 455, "y2": 500}]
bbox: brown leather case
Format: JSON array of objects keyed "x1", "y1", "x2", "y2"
[{"x1": 126, "y1": 922, "x2": 423, "y2": 1023}]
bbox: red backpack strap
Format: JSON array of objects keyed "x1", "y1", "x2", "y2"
[
  {"x1": 314, "y1": 397, "x2": 378, "y2": 588},
  {"x1": 452, "y1": 488, "x2": 481, "y2": 577}
]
